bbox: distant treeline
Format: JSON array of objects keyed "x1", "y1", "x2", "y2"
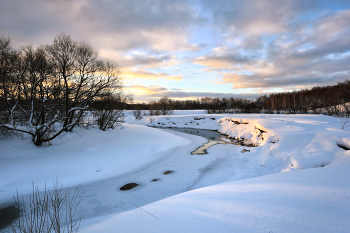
[{"x1": 122, "y1": 80, "x2": 350, "y2": 116}]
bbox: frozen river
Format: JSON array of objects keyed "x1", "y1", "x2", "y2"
[
  {"x1": 76, "y1": 127, "x2": 261, "y2": 229},
  {"x1": 0, "y1": 126, "x2": 263, "y2": 232}
]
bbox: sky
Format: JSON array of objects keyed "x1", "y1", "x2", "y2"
[{"x1": 1, "y1": 0, "x2": 350, "y2": 103}]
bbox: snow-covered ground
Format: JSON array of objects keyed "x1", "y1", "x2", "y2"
[{"x1": 1, "y1": 111, "x2": 350, "y2": 232}]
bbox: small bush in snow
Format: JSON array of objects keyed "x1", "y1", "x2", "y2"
[
  {"x1": 132, "y1": 109, "x2": 143, "y2": 120},
  {"x1": 11, "y1": 180, "x2": 82, "y2": 233}
]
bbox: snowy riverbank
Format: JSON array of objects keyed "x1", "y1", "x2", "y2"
[{"x1": 1, "y1": 112, "x2": 350, "y2": 232}]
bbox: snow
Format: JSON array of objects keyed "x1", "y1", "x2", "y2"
[
  {"x1": 0, "y1": 124, "x2": 190, "y2": 203},
  {"x1": 144, "y1": 114, "x2": 350, "y2": 172},
  {"x1": 81, "y1": 158, "x2": 350, "y2": 233},
  {"x1": 1, "y1": 112, "x2": 350, "y2": 233}
]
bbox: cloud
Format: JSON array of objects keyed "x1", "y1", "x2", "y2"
[
  {"x1": 282, "y1": 10, "x2": 350, "y2": 61},
  {"x1": 123, "y1": 52, "x2": 178, "y2": 68},
  {"x1": 101, "y1": 50, "x2": 180, "y2": 67},
  {"x1": 0, "y1": 0, "x2": 202, "y2": 52},
  {"x1": 2, "y1": 0, "x2": 350, "y2": 97},
  {"x1": 193, "y1": 46, "x2": 257, "y2": 69},
  {"x1": 216, "y1": 72, "x2": 350, "y2": 90},
  {"x1": 124, "y1": 84, "x2": 168, "y2": 96},
  {"x1": 195, "y1": 8, "x2": 350, "y2": 90},
  {"x1": 101, "y1": 50, "x2": 183, "y2": 82},
  {"x1": 241, "y1": 37, "x2": 264, "y2": 51},
  {"x1": 125, "y1": 84, "x2": 261, "y2": 102},
  {"x1": 123, "y1": 68, "x2": 183, "y2": 81},
  {"x1": 200, "y1": 0, "x2": 350, "y2": 36}
]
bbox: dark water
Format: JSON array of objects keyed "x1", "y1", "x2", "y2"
[
  {"x1": 164, "y1": 128, "x2": 236, "y2": 154},
  {"x1": 0, "y1": 204, "x2": 18, "y2": 231},
  {"x1": 166, "y1": 128, "x2": 222, "y2": 140}
]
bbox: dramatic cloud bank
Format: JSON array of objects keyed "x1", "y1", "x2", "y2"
[{"x1": 1, "y1": 0, "x2": 350, "y2": 101}]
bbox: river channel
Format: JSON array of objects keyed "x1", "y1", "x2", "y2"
[
  {"x1": 161, "y1": 127, "x2": 240, "y2": 154},
  {"x1": 0, "y1": 127, "x2": 252, "y2": 231}
]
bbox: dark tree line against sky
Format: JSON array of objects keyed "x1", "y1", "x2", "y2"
[{"x1": 127, "y1": 80, "x2": 350, "y2": 117}]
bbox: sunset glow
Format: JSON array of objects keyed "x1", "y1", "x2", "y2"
[{"x1": 1, "y1": 0, "x2": 350, "y2": 102}]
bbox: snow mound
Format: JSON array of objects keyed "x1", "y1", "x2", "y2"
[
  {"x1": 147, "y1": 114, "x2": 350, "y2": 172},
  {"x1": 219, "y1": 117, "x2": 269, "y2": 146}
]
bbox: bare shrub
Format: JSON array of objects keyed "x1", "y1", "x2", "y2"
[
  {"x1": 132, "y1": 109, "x2": 143, "y2": 120},
  {"x1": 93, "y1": 109, "x2": 124, "y2": 131},
  {"x1": 91, "y1": 92, "x2": 131, "y2": 131},
  {"x1": 11, "y1": 180, "x2": 82, "y2": 233}
]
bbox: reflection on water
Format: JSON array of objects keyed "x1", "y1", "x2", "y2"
[{"x1": 165, "y1": 128, "x2": 238, "y2": 155}]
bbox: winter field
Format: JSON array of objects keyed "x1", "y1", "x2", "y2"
[{"x1": 1, "y1": 110, "x2": 350, "y2": 232}]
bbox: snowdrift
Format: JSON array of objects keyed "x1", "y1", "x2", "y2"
[{"x1": 147, "y1": 114, "x2": 350, "y2": 172}]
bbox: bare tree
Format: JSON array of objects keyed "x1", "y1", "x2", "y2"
[
  {"x1": 0, "y1": 43, "x2": 60, "y2": 145},
  {"x1": 158, "y1": 96, "x2": 174, "y2": 115},
  {"x1": 46, "y1": 34, "x2": 122, "y2": 132},
  {"x1": 0, "y1": 34, "x2": 123, "y2": 145},
  {"x1": 0, "y1": 36, "x2": 21, "y2": 123}
]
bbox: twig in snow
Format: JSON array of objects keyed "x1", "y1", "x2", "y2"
[{"x1": 133, "y1": 204, "x2": 159, "y2": 220}]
